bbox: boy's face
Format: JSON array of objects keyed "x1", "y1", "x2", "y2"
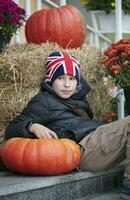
[{"x1": 52, "y1": 75, "x2": 78, "y2": 99}]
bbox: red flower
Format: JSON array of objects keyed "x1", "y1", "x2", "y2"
[
  {"x1": 127, "y1": 51, "x2": 130, "y2": 56},
  {"x1": 123, "y1": 61, "x2": 129, "y2": 67},
  {"x1": 99, "y1": 57, "x2": 108, "y2": 64},
  {"x1": 104, "y1": 48, "x2": 117, "y2": 57},
  {"x1": 111, "y1": 65, "x2": 120, "y2": 73},
  {"x1": 104, "y1": 111, "x2": 116, "y2": 123},
  {"x1": 121, "y1": 52, "x2": 128, "y2": 58},
  {"x1": 108, "y1": 56, "x2": 119, "y2": 65},
  {"x1": 99, "y1": 39, "x2": 130, "y2": 88}
]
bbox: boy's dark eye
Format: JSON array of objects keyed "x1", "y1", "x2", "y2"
[
  {"x1": 70, "y1": 77, "x2": 76, "y2": 80},
  {"x1": 58, "y1": 77, "x2": 63, "y2": 80}
]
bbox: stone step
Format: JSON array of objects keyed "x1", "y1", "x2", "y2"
[
  {"x1": 0, "y1": 164, "x2": 124, "y2": 200},
  {"x1": 76, "y1": 190, "x2": 120, "y2": 200}
]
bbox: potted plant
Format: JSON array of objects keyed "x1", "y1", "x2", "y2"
[
  {"x1": 80, "y1": 0, "x2": 130, "y2": 14},
  {"x1": 99, "y1": 39, "x2": 130, "y2": 114},
  {"x1": 0, "y1": 0, "x2": 26, "y2": 53},
  {"x1": 80, "y1": 0, "x2": 130, "y2": 33}
]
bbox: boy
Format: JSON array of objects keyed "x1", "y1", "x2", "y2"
[{"x1": 5, "y1": 51, "x2": 130, "y2": 199}]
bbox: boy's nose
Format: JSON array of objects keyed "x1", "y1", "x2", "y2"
[{"x1": 64, "y1": 78, "x2": 70, "y2": 87}]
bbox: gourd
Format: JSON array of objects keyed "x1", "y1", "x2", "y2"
[
  {"x1": 0, "y1": 137, "x2": 81, "y2": 175},
  {"x1": 25, "y1": 4, "x2": 87, "y2": 49}
]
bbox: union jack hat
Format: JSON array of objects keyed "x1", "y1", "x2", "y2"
[{"x1": 45, "y1": 51, "x2": 80, "y2": 84}]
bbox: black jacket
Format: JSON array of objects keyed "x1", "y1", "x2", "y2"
[{"x1": 5, "y1": 77, "x2": 104, "y2": 143}]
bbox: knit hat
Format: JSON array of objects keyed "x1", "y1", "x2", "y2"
[{"x1": 45, "y1": 51, "x2": 80, "y2": 84}]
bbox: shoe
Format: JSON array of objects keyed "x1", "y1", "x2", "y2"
[{"x1": 120, "y1": 184, "x2": 130, "y2": 199}]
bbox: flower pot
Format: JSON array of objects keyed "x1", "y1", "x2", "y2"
[
  {"x1": 0, "y1": 32, "x2": 11, "y2": 53},
  {"x1": 123, "y1": 86, "x2": 130, "y2": 115}
]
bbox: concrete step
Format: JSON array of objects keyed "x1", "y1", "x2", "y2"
[
  {"x1": 76, "y1": 190, "x2": 120, "y2": 200},
  {"x1": 0, "y1": 164, "x2": 124, "y2": 200}
]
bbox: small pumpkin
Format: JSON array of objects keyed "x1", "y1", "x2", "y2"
[
  {"x1": 25, "y1": 4, "x2": 87, "y2": 48},
  {"x1": 0, "y1": 137, "x2": 81, "y2": 175}
]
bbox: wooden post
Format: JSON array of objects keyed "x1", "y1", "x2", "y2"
[{"x1": 115, "y1": 0, "x2": 122, "y2": 41}]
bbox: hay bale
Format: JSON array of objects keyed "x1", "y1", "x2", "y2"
[{"x1": 0, "y1": 42, "x2": 111, "y2": 141}]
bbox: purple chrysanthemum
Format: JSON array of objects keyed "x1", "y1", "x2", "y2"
[{"x1": 0, "y1": 0, "x2": 26, "y2": 42}]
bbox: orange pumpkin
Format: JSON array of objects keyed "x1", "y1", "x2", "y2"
[
  {"x1": 25, "y1": 4, "x2": 87, "y2": 49},
  {"x1": 1, "y1": 137, "x2": 81, "y2": 175}
]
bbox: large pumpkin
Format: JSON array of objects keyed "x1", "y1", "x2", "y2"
[
  {"x1": 25, "y1": 4, "x2": 87, "y2": 48},
  {"x1": 0, "y1": 137, "x2": 81, "y2": 175}
]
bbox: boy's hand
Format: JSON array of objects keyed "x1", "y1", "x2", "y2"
[{"x1": 29, "y1": 123, "x2": 58, "y2": 139}]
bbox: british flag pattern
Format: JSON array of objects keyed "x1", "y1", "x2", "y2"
[{"x1": 45, "y1": 51, "x2": 80, "y2": 83}]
